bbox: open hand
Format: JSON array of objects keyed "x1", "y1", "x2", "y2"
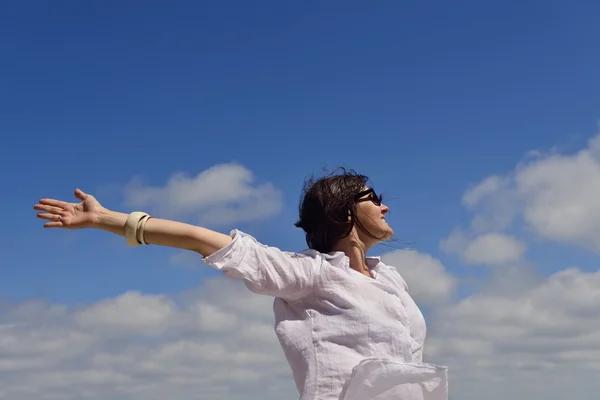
[{"x1": 34, "y1": 189, "x2": 104, "y2": 229}]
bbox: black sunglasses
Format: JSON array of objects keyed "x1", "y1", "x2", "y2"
[{"x1": 354, "y1": 188, "x2": 383, "y2": 206}]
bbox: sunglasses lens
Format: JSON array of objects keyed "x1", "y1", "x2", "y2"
[{"x1": 355, "y1": 189, "x2": 383, "y2": 206}]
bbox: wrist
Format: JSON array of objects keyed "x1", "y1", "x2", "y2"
[
  {"x1": 89, "y1": 207, "x2": 105, "y2": 228},
  {"x1": 95, "y1": 208, "x2": 128, "y2": 236}
]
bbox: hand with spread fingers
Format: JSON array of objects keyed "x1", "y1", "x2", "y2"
[{"x1": 34, "y1": 188, "x2": 104, "y2": 229}]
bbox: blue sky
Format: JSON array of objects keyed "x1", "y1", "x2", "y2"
[
  {"x1": 2, "y1": 0, "x2": 600, "y2": 302},
  {"x1": 2, "y1": 2, "x2": 600, "y2": 398}
]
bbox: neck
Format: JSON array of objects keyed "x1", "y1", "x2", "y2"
[{"x1": 332, "y1": 234, "x2": 373, "y2": 278}]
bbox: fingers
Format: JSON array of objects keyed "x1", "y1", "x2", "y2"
[
  {"x1": 34, "y1": 202, "x2": 65, "y2": 228},
  {"x1": 37, "y1": 212, "x2": 62, "y2": 222},
  {"x1": 38, "y1": 198, "x2": 69, "y2": 208},
  {"x1": 37, "y1": 212, "x2": 64, "y2": 228},
  {"x1": 43, "y1": 221, "x2": 64, "y2": 228},
  {"x1": 34, "y1": 195, "x2": 74, "y2": 229},
  {"x1": 34, "y1": 204, "x2": 63, "y2": 214}
]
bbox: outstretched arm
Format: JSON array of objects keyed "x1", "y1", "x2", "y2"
[
  {"x1": 34, "y1": 188, "x2": 321, "y2": 301},
  {"x1": 34, "y1": 188, "x2": 232, "y2": 256},
  {"x1": 96, "y1": 210, "x2": 232, "y2": 255}
]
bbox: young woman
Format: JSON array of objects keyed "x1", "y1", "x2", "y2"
[{"x1": 33, "y1": 170, "x2": 447, "y2": 400}]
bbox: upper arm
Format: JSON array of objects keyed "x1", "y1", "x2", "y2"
[{"x1": 202, "y1": 230, "x2": 322, "y2": 301}]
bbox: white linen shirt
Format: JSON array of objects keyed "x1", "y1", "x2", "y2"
[{"x1": 203, "y1": 230, "x2": 448, "y2": 400}]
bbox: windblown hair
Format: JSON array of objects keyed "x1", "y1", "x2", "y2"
[{"x1": 295, "y1": 168, "x2": 384, "y2": 253}]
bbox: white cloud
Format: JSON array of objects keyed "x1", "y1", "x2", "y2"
[
  {"x1": 462, "y1": 233, "x2": 526, "y2": 266},
  {"x1": 516, "y1": 144, "x2": 600, "y2": 250},
  {"x1": 0, "y1": 277, "x2": 294, "y2": 400},
  {"x1": 461, "y1": 175, "x2": 520, "y2": 233},
  {"x1": 0, "y1": 324, "x2": 97, "y2": 372},
  {"x1": 73, "y1": 291, "x2": 178, "y2": 336},
  {"x1": 430, "y1": 129, "x2": 600, "y2": 397},
  {"x1": 444, "y1": 131, "x2": 600, "y2": 256},
  {"x1": 441, "y1": 230, "x2": 526, "y2": 266},
  {"x1": 381, "y1": 249, "x2": 456, "y2": 305},
  {"x1": 3, "y1": 257, "x2": 600, "y2": 399},
  {"x1": 123, "y1": 163, "x2": 283, "y2": 226},
  {"x1": 439, "y1": 227, "x2": 469, "y2": 255},
  {"x1": 462, "y1": 175, "x2": 510, "y2": 209},
  {"x1": 440, "y1": 131, "x2": 600, "y2": 265},
  {"x1": 426, "y1": 266, "x2": 600, "y2": 400}
]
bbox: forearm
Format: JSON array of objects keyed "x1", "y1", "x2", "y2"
[{"x1": 95, "y1": 209, "x2": 232, "y2": 256}]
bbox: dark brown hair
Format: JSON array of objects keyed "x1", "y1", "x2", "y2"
[{"x1": 295, "y1": 168, "x2": 385, "y2": 253}]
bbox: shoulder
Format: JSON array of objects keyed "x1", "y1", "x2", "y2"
[{"x1": 230, "y1": 230, "x2": 319, "y2": 258}]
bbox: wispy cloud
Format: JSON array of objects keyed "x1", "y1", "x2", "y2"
[
  {"x1": 123, "y1": 163, "x2": 283, "y2": 226},
  {"x1": 382, "y1": 249, "x2": 456, "y2": 306},
  {"x1": 449, "y1": 131, "x2": 600, "y2": 253},
  {"x1": 441, "y1": 231, "x2": 526, "y2": 266}
]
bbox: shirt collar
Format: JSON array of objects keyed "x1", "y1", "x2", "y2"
[{"x1": 320, "y1": 251, "x2": 381, "y2": 269}]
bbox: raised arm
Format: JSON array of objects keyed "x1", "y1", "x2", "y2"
[
  {"x1": 34, "y1": 188, "x2": 321, "y2": 301},
  {"x1": 34, "y1": 188, "x2": 232, "y2": 256}
]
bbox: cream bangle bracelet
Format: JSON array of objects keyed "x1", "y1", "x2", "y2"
[{"x1": 125, "y1": 212, "x2": 150, "y2": 246}]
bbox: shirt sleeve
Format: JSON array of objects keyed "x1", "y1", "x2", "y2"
[{"x1": 202, "y1": 230, "x2": 322, "y2": 301}]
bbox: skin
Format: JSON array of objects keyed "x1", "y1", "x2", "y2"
[
  {"x1": 33, "y1": 187, "x2": 392, "y2": 277},
  {"x1": 331, "y1": 187, "x2": 392, "y2": 277}
]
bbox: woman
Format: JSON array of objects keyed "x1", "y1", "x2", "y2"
[{"x1": 33, "y1": 169, "x2": 447, "y2": 400}]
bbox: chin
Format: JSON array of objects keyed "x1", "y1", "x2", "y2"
[
  {"x1": 377, "y1": 223, "x2": 394, "y2": 240},
  {"x1": 383, "y1": 227, "x2": 394, "y2": 240}
]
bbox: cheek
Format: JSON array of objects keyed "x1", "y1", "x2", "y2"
[
  {"x1": 355, "y1": 204, "x2": 381, "y2": 224},
  {"x1": 361, "y1": 206, "x2": 381, "y2": 223}
]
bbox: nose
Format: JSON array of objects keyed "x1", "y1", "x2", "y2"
[{"x1": 381, "y1": 204, "x2": 389, "y2": 214}]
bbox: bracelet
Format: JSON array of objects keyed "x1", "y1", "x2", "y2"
[
  {"x1": 138, "y1": 215, "x2": 152, "y2": 245},
  {"x1": 125, "y1": 212, "x2": 150, "y2": 247}
]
